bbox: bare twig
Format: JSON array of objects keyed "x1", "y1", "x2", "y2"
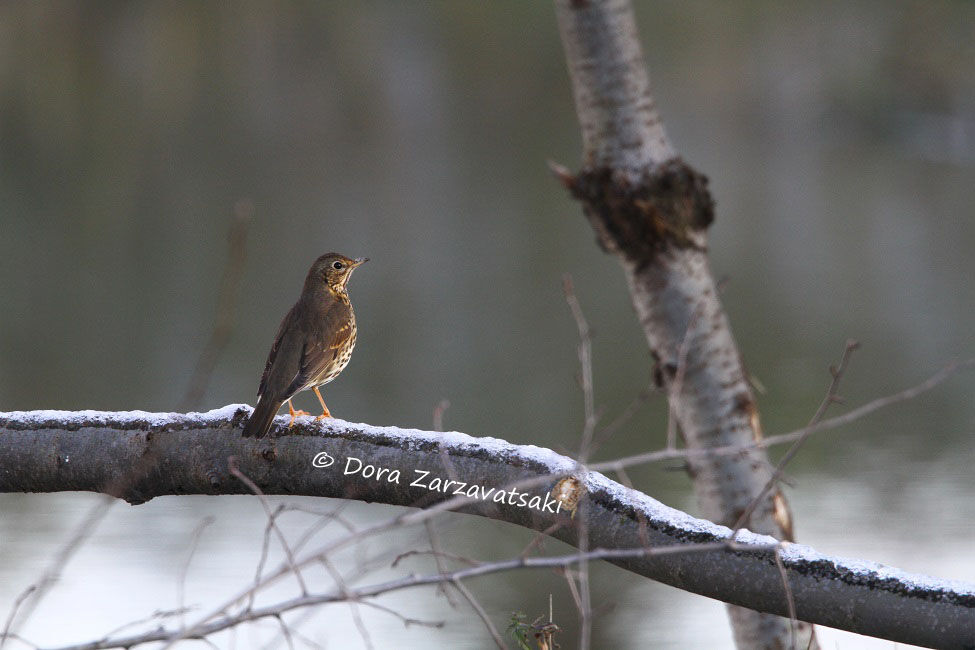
[
  {"x1": 519, "y1": 521, "x2": 567, "y2": 558},
  {"x1": 773, "y1": 547, "x2": 798, "y2": 650},
  {"x1": 425, "y1": 519, "x2": 460, "y2": 608},
  {"x1": 433, "y1": 400, "x2": 460, "y2": 483},
  {"x1": 425, "y1": 398, "x2": 461, "y2": 611},
  {"x1": 103, "y1": 609, "x2": 192, "y2": 643},
  {"x1": 1, "y1": 587, "x2": 36, "y2": 650},
  {"x1": 228, "y1": 458, "x2": 309, "y2": 597},
  {"x1": 563, "y1": 275, "x2": 597, "y2": 461},
  {"x1": 39, "y1": 534, "x2": 970, "y2": 650},
  {"x1": 575, "y1": 498, "x2": 592, "y2": 650},
  {"x1": 170, "y1": 534, "x2": 763, "y2": 650},
  {"x1": 0, "y1": 633, "x2": 37, "y2": 650},
  {"x1": 284, "y1": 503, "x2": 358, "y2": 598},
  {"x1": 562, "y1": 274, "x2": 596, "y2": 648},
  {"x1": 432, "y1": 399, "x2": 450, "y2": 433},
  {"x1": 273, "y1": 615, "x2": 296, "y2": 650},
  {"x1": 589, "y1": 356, "x2": 975, "y2": 475},
  {"x1": 2, "y1": 496, "x2": 115, "y2": 646},
  {"x1": 282, "y1": 502, "x2": 358, "y2": 545},
  {"x1": 318, "y1": 556, "x2": 374, "y2": 650},
  {"x1": 558, "y1": 566, "x2": 583, "y2": 615},
  {"x1": 249, "y1": 504, "x2": 282, "y2": 612},
  {"x1": 357, "y1": 601, "x2": 444, "y2": 630},
  {"x1": 180, "y1": 200, "x2": 252, "y2": 411},
  {"x1": 611, "y1": 465, "x2": 650, "y2": 548},
  {"x1": 451, "y1": 578, "x2": 505, "y2": 649},
  {"x1": 391, "y1": 549, "x2": 478, "y2": 569},
  {"x1": 178, "y1": 517, "x2": 215, "y2": 629},
  {"x1": 589, "y1": 381, "x2": 658, "y2": 454},
  {"x1": 732, "y1": 340, "x2": 859, "y2": 533},
  {"x1": 666, "y1": 300, "x2": 707, "y2": 450}
]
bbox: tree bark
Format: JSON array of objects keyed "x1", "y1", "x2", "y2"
[
  {"x1": 1, "y1": 407, "x2": 973, "y2": 649},
  {"x1": 553, "y1": 1, "x2": 815, "y2": 647}
]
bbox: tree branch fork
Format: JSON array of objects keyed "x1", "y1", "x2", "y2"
[{"x1": 1, "y1": 405, "x2": 973, "y2": 648}]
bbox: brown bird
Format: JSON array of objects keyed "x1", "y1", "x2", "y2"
[{"x1": 242, "y1": 252, "x2": 367, "y2": 438}]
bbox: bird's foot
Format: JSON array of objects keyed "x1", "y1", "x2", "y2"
[
  {"x1": 287, "y1": 410, "x2": 310, "y2": 427},
  {"x1": 287, "y1": 400, "x2": 310, "y2": 427}
]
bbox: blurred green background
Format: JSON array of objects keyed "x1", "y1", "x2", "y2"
[{"x1": 1, "y1": 2, "x2": 973, "y2": 648}]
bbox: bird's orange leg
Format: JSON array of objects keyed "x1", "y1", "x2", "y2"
[
  {"x1": 313, "y1": 386, "x2": 332, "y2": 420},
  {"x1": 287, "y1": 399, "x2": 310, "y2": 427}
]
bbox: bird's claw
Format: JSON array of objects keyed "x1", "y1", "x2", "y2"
[{"x1": 287, "y1": 410, "x2": 310, "y2": 427}]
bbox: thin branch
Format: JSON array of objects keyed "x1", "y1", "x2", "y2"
[
  {"x1": 562, "y1": 274, "x2": 598, "y2": 461},
  {"x1": 179, "y1": 200, "x2": 252, "y2": 411},
  {"x1": 1, "y1": 496, "x2": 115, "y2": 645},
  {"x1": 589, "y1": 381, "x2": 657, "y2": 455},
  {"x1": 558, "y1": 566, "x2": 583, "y2": 617},
  {"x1": 666, "y1": 299, "x2": 707, "y2": 451},
  {"x1": 38, "y1": 540, "x2": 764, "y2": 650},
  {"x1": 589, "y1": 357, "x2": 975, "y2": 475},
  {"x1": 273, "y1": 615, "x2": 296, "y2": 650},
  {"x1": 178, "y1": 517, "x2": 215, "y2": 629},
  {"x1": 228, "y1": 458, "x2": 309, "y2": 597},
  {"x1": 0, "y1": 587, "x2": 36, "y2": 650},
  {"x1": 39, "y1": 541, "x2": 766, "y2": 650},
  {"x1": 432, "y1": 399, "x2": 450, "y2": 434},
  {"x1": 357, "y1": 601, "x2": 444, "y2": 630},
  {"x1": 610, "y1": 464, "x2": 650, "y2": 548},
  {"x1": 99, "y1": 608, "x2": 192, "y2": 640},
  {"x1": 248, "y1": 504, "x2": 282, "y2": 613},
  {"x1": 562, "y1": 274, "x2": 595, "y2": 648},
  {"x1": 424, "y1": 519, "x2": 460, "y2": 608},
  {"x1": 318, "y1": 557, "x2": 374, "y2": 650},
  {"x1": 732, "y1": 340, "x2": 859, "y2": 533},
  {"x1": 0, "y1": 634, "x2": 36, "y2": 650},
  {"x1": 391, "y1": 549, "x2": 478, "y2": 569},
  {"x1": 575, "y1": 497, "x2": 592, "y2": 650},
  {"x1": 451, "y1": 578, "x2": 505, "y2": 649},
  {"x1": 773, "y1": 548, "x2": 798, "y2": 650},
  {"x1": 284, "y1": 502, "x2": 358, "y2": 548},
  {"x1": 519, "y1": 521, "x2": 568, "y2": 559}
]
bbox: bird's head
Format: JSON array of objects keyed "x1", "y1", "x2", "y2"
[{"x1": 309, "y1": 252, "x2": 368, "y2": 293}]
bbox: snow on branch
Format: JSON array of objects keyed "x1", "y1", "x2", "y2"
[{"x1": 0, "y1": 406, "x2": 973, "y2": 648}]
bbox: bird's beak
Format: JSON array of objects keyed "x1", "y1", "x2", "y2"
[{"x1": 352, "y1": 257, "x2": 369, "y2": 267}]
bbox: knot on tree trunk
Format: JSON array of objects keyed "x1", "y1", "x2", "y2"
[{"x1": 564, "y1": 159, "x2": 715, "y2": 266}]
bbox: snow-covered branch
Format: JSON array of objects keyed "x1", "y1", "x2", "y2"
[{"x1": 1, "y1": 406, "x2": 973, "y2": 648}]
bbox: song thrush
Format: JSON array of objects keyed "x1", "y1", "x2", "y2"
[{"x1": 242, "y1": 252, "x2": 367, "y2": 438}]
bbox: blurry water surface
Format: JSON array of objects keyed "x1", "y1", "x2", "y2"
[{"x1": 1, "y1": 3, "x2": 973, "y2": 648}]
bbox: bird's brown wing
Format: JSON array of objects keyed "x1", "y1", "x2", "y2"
[
  {"x1": 258, "y1": 306, "x2": 299, "y2": 399},
  {"x1": 283, "y1": 318, "x2": 355, "y2": 398}
]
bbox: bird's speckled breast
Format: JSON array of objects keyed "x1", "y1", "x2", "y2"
[{"x1": 312, "y1": 307, "x2": 356, "y2": 387}]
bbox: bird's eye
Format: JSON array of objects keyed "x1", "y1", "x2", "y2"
[{"x1": 332, "y1": 261, "x2": 344, "y2": 270}]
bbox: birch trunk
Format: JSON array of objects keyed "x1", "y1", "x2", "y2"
[{"x1": 554, "y1": 1, "x2": 817, "y2": 647}]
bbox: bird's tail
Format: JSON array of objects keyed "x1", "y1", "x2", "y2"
[{"x1": 242, "y1": 397, "x2": 282, "y2": 438}]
